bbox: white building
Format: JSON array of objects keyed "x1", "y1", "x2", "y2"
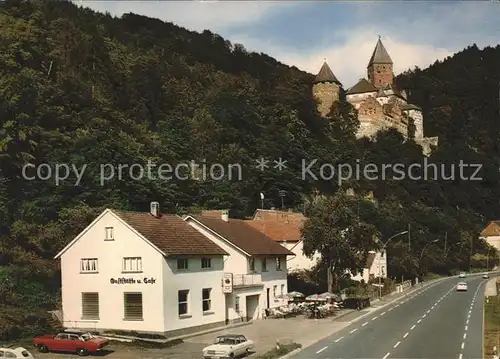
[
  {"x1": 54, "y1": 203, "x2": 230, "y2": 337},
  {"x1": 245, "y1": 209, "x2": 320, "y2": 272},
  {"x1": 480, "y1": 220, "x2": 500, "y2": 252},
  {"x1": 350, "y1": 250, "x2": 387, "y2": 282},
  {"x1": 184, "y1": 210, "x2": 293, "y2": 322}
]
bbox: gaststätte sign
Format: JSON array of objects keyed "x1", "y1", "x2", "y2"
[{"x1": 110, "y1": 277, "x2": 156, "y2": 284}]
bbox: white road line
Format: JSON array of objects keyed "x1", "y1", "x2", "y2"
[
  {"x1": 350, "y1": 328, "x2": 357, "y2": 334},
  {"x1": 381, "y1": 311, "x2": 386, "y2": 316},
  {"x1": 335, "y1": 337, "x2": 343, "y2": 343},
  {"x1": 468, "y1": 310, "x2": 471, "y2": 314},
  {"x1": 417, "y1": 319, "x2": 422, "y2": 323},
  {"x1": 395, "y1": 304, "x2": 400, "y2": 307},
  {"x1": 403, "y1": 332, "x2": 409, "y2": 338},
  {"x1": 422, "y1": 314, "x2": 427, "y2": 318},
  {"x1": 388, "y1": 308, "x2": 393, "y2": 311},
  {"x1": 427, "y1": 310, "x2": 430, "y2": 314},
  {"x1": 411, "y1": 325, "x2": 416, "y2": 330},
  {"x1": 461, "y1": 342, "x2": 465, "y2": 349},
  {"x1": 466, "y1": 319, "x2": 469, "y2": 325},
  {"x1": 383, "y1": 352, "x2": 391, "y2": 359},
  {"x1": 362, "y1": 322, "x2": 368, "y2": 327},
  {"x1": 394, "y1": 341, "x2": 400, "y2": 348},
  {"x1": 316, "y1": 346, "x2": 327, "y2": 354},
  {"x1": 465, "y1": 325, "x2": 468, "y2": 331},
  {"x1": 372, "y1": 316, "x2": 378, "y2": 320},
  {"x1": 463, "y1": 333, "x2": 467, "y2": 339},
  {"x1": 459, "y1": 353, "x2": 463, "y2": 359}
]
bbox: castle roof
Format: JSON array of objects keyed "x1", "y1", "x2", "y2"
[
  {"x1": 368, "y1": 38, "x2": 393, "y2": 67},
  {"x1": 314, "y1": 61, "x2": 340, "y2": 84},
  {"x1": 346, "y1": 78, "x2": 377, "y2": 95}
]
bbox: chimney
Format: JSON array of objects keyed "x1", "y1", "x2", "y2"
[
  {"x1": 221, "y1": 209, "x2": 229, "y2": 222},
  {"x1": 150, "y1": 201, "x2": 160, "y2": 218}
]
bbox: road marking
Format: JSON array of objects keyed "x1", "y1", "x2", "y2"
[
  {"x1": 394, "y1": 341, "x2": 400, "y2": 348},
  {"x1": 417, "y1": 319, "x2": 422, "y2": 323},
  {"x1": 383, "y1": 352, "x2": 391, "y2": 359},
  {"x1": 427, "y1": 310, "x2": 430, "y2": 314},
  {"x1": 372, "y1": 316, "x2": 378, "y2": 321},
  {"x1": 388, "y1": 308, "x2": 393, "y2": 311},
  {"x1": 403, "y1": 332, "x2": 409, "y2": 338},
  {"x1": 381, "y1": 311, "x2": 386, "y2": 316},
  {"x1": 362, "y1": 322, "x2": 368, "y2": 327},
  {"x1": 465, "y1": 325, "x2": 468, "y2": 331},
  {"x1": 422, "y1": 314, "x2": 427, "y2": 318},
  {"x1": 411, "y1": 325, "x2": 416, "y2": 330},
  {"x1": 459, "y1": 353, "x2": 463, "y2": 359},
  {"x1": 463, "y1": 333, "x2": 467, "y2": 339},
  {"x1": 350, "y1": 328, "x2": 357, "y2": 334},
  {"x1": 466, "y1": 319, "x2": 469, "y2": 325},
  {"x1": 468, "y1": 310, "x2": 471, "y2": 314},
  {"x1": 316, "y1": 346, "x2": 327, "y2": 354},
  {"x1": 461, "y1": 342, "x2": 465, "y2": 349},
  {"x1": 395, "y1": 304, "x2": 399, "y2": 307},
  {"x1": 335, "y1": 337, "x2": 343, "y2": 343}
]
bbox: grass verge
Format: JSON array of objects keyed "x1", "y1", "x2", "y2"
[
  {"x1": 484, "y1": 295, "x2": 500, "y2": 358},
  {"x1": 256, "y1": 342, "x2": 302, "y2": 359}
]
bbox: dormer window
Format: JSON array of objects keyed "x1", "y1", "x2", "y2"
[
  {"x1": 177, "y1": 258, "x2": 188, "y2": 270},
  {"x1": 105, "y1": 227, "x2": 114, "y2": 241},
  {"x1": 201, "y1": 257, "x2": 211, "y2": 269}
]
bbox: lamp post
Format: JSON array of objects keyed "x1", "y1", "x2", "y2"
[
  {"x1": 419, "y1": 239, "x2": 440, "y2": 275},
  {"x1": 377, "y1": 230, "x2": 409, "y2": 298}
]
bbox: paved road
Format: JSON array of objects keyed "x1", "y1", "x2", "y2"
[{"x1": 289, "y1": 275, "x2": 487, "y2": 359}]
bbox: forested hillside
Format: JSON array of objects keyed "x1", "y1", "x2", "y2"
[{"x1": 0, "y1": 0, "x2": 499, "y2": 339}]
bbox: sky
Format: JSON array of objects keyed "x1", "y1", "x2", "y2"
[{"x1": 80, "y1": 1, "x2": 500, "y2": 87}]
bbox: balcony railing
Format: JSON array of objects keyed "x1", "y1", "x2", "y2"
[{"x1": 233, "y1": 273, "x2": 262, "y2": 287}]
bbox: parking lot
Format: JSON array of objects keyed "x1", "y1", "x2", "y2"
[{"x1": 25, "y1": 309, "x2": 362, "y2": 359}]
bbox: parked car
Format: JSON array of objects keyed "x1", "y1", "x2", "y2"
[
  {"x1": 459, "y1": 272, "x2": 466, "y2": 278},
  {"x1": 483, "y1": 273, "x2": 489, "y2": 279},
  {"x1": 33, "y1": 331, "x2": 108, "y2": 356},
  {"x1": 0, "y1": 346, "x2": 35, "y2": 358},
  {"x1": 202, "y1": 334, "x2": 254, "y2": 358},
  {"x1": 456, "y1": 282, "x2": 468, "y2": 291}
]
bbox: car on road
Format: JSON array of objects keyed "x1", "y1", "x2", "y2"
[
  {"x1": 459, "y1": 272, "x2": 466, "y2": 278},
  {"x1": 0, "y1": 346, "x2": 35, "y2": 358},
  {"x1": 33, "y1": 331, "x2": 109, "y2": 356},
  {"x1": 483, "y1": 273, "x2": 489, "y2": 279},
  {"x1": 456, "y1": 282, "x2": 468, "y2": 291},
  {"x1": 202, "y1": 334, "x2": 254, "y2": 359}
]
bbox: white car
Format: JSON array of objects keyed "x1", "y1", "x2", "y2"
[
  {"x1": 202, "y1": 334, "x2": 254, "y2": 359},
  {"x1": 0, "y1": 347, "x2": 35, "y2": 358},
  {"x1": 457, "y1": 282, "x2": 468, "y2": 291},
  {"x1": 483, "y1": 274, "x2": 489, "y2": 279},
  {"x1": 459, "y1": 272, "x2": 466, "y2": 278}
]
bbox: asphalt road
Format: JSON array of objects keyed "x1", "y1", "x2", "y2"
[{"x1": 289, "y1": 275, "x2": 487, "y2": 359}]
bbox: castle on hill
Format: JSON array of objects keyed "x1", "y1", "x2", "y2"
[{"x1": 312, "y1": 37, "x2": 438, "y2": 155}]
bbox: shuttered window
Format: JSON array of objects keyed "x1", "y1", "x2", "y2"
[
  {"x1": 124, "y1": 293, "x2": 143, "y2": 320},
  {"x1": 81, "y1": 292, "x2": 99, "y2": 319}
]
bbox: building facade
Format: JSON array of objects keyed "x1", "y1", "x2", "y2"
[
  {"x1": 313, "y1": 37, "x2": 439, "y2": 156},
  {"x1": 54, "y1": 204, "x2": 230, "y2": 337},
  {"x1": 350, "y1": 250, "x2": 387, "y2": 282},
  {"x1": 184, "y1": 210, "x2": 293, "y2": 322},
  {"x1": 480, "y1": 220, "x2": 500, "y2": 252}
]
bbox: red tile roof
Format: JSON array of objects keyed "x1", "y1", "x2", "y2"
[
  {"x1": 245, "y1": 220, "x2": 302, "y2": 242},
  {"x1": 113, "y1": 210, "x2": 227, "y2": 256},
  {"x1": 191, "y1": 215, "x2": 294, "y2": 256},
  {"x1": 481, "y1": 221, "x2": 500, "y2": 237},
  {"x1": 252, "y1": 209, "x2": 306, "y2": 223}
]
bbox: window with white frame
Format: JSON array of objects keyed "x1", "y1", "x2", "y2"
[
  {"x1": 105, "y1": 226, "x2": 114, "y2": 241},
  {"x1": 177, "y1": 258, "x2": 188, "y2": 270},
  {"x1": 201, "y1": 257, "x2": 211, "y2": 269},
  {"x1": 81, "y1": 292, "x2": 99, "y2": 319},
  {"x1": 261, "y1": 257, "x2": 267, "y2": 271},
  {"x1": 178, "y1": 290, "x2": 189, "y2": 315},
  {"x1": 124, "y1": 292, "x2": 143, "y2": 320},
  {"x1": 80, "y1": 258, "x2": 98, "y2": 273},
  {"x1": 202, "y1": 288, "x2": 211, "y2": 312},
  {"x1": 276, "y1": 256, "x2": 282, "y2": 270},
  {"x1": 122, "y1": 257, "x2": 142, "y2": 272}
]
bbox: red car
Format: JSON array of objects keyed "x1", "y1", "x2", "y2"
[{"x1": 33, "y1": 331, "x2": 109, "y2": 356}]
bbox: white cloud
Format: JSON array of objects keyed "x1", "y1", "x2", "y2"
[
  {"x1": 231, "y1": 30, "x2": 454, "y2": 87},
  {"x1": 80, "y1": 1, "x2": 297, "y2": 33}
]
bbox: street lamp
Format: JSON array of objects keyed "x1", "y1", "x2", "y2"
[
  {"x1": 419, "y1": 239, "x2": 440, "y2": 274},
  {"x1": 377, "y1": 230, "x2": 409, "y2": 298}
]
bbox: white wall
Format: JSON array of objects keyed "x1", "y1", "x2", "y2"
[
  {"x1": 350, "y1": 251, "x2": 387, "y2": 282},
  {"x1": 484, "y1": 235, "x2": 500, "y2": 252},
  {"x1": 282, "y1": 241, "x2": 320, "y2": 272},
  {"x1": 162, "y1": 256, "x2": 225, "y2": 331},
  {"x1": 60, "y1": 211, "x2": 165, "y2": 332}
]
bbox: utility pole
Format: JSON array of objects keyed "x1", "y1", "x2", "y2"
[
  {"x1": 278, "y1": 190, "x2": 286, "y2": 210},
  {"x1": 260, "y1": 192, "x2": 264, "y2": 210},
  {"x1": 408, "y1": 224, "x2": 411, "y2": 250},
  {"x1": 444, "y1": 232, "x2": 447, "y2": 254}
]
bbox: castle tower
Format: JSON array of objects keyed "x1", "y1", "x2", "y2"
[
  {"x1": 367, "y1": 38, "x2": 394, "y2": 89},
  {"x1": 313, "y1": 61, "x2": 341, "y2": 117}
]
